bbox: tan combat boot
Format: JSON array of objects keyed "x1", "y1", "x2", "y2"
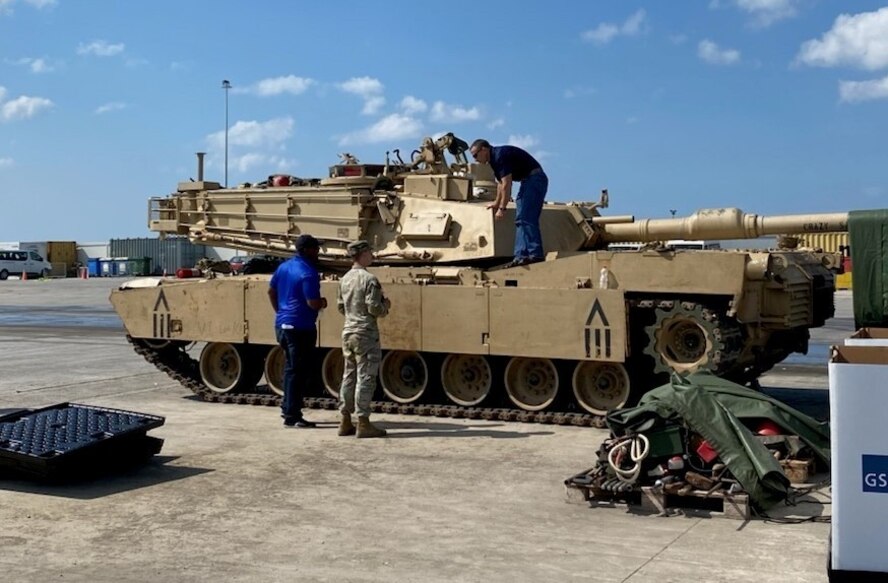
[
  {"x1": 338, "y1": 412, "x2": 356, "y2": 437},
  {"x1": 356, "y1": 416, "x2": 387, "y2": 438}
]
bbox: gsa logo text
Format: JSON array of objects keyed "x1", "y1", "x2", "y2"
[{"x1": 862, "y1": 454, "x2": 888, "y2": 493}]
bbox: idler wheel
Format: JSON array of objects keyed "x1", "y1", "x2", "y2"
[
  {"x1": 198, "y1": 342, "x2": 263, "y2": 394},
  {"x1": 504, "y1": 357, "x2": 558, "y2": 411},
  {"x1": 441, "y1": 354, "x2": 492, "y2": 406},
  {"x1": 264, "y1": 345, "x2": 286, "y2": 397},
  {"x1": 321, "y1": 348, "x2": 345, "y2": 398},
  {"x1": 380, "y1": 350, "x2": 428, "y2": 404},
  {"x1": 572, "y1": 361, "x2": 631, "y2": 415}
]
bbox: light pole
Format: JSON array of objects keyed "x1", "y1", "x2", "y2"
[{"x1": 222, "y1": 79, "x2": 231, "y2": 187}]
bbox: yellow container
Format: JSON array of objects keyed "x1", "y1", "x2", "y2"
[
  {"x1": 836, "y1": 272, "x2": 853, "y2": 290},
  {"x1": 790, "y1": 232, "x2": 849, "y2": 253}
]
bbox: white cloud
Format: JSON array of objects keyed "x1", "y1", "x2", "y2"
[
  {"x1": 839, "y1": 75, "x2": 888, "y2": 103},
  {"x1": 0, "y1": 87, "x2": 6, "y2": 102},
  {"x1": 339, "y1": 76, "x2": 384, "y2": 97},
  {"x1": 125, "y1": 57, "x2": 149, "y2": 68},
  {"x1": 233, "y1": 75, "x2": 315, "y2": 97},
  {"x1": 429, "y1": 101, "x2": 481, "y2": 123},
  {"x1": 207, "y1": 117, "x2": 295, "y2": 149},
  {"x1": 362, "y1": 95, "x2": 385, "y2": 115},
  {"x1": 669, "y1": 34, "x2": 688, "y2": 45},
  {"x1": 338, "y1": 76, "x2": 385, "y2": 116},
  {"x1": 710, "y1": 0, "x2": 798, "y2": 26},
  {"x1": 564, "y1": 86, "x2": 596, "y2": 99},
  {"x1": 0, "y1": 157, "x2": 13, "y2": 168},
  {"x1": 581, "y1": 9, "x2": 647, "y2": 45},
  {"x1": 737, "y1": 0, "x2": 797, "y2": 26},
  {"x1": 507, "y1": 134, "x2": 539, "y2": 150},
  {"x1": 95, "y1": 102, "x2": 127, "y2": 114},
  {"x1": 1, "y1": 0, "x2": 55, "y2": 14},
  {"x1": 204, "y1": 118, "x2": 297, "y2": 179},
  {"x1": 1, "y1": 95, "x2": 53, "y2": 121},
  {"x1": 796, "y1": 8, "x2": 888, "y2": 71},
  {"x1": 487, "y1": 117, "x2": 505, "y2": 129},
  {"x1": 400, "y1": 95, "x2": 427, "y2": 114},
  {"x1": 77, "y1": 40, "x2": 125, "y2": 57},
  {"x1": 229, "y1": 154, "x2": 298, "y2": 174},
  {"x1": 9, "y1": 56, "x2": 53, "y2": 73},
  {"x1": 338, "y1": 113, "x2": 423, "y2": 146},
  {"x1": 698, "y1": 39, "x2": 741, "y2": 65}
]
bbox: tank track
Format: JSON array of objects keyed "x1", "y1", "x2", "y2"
[{"x1": 127, "y1": 336, "x2": 607, "y2": 429}]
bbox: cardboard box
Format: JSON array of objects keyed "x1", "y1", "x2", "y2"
[{"x1": 844, "y1": 328, "x2": 888, "y2": 347}]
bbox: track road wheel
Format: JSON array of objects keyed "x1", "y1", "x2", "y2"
[
  {"x1": 380, "y1": 350, "x2": 428, "y2": 403},
  {"x1": 264, "y1": 345, "x2": 286, "y2": 397},
  {"x1": 322, "y1": 348, "x2": 344, "y2": 398},
  {"x1": 198, "y1": 342, "x2": 263, "y2": 394},
  {"x1": 504, "y1": 357, "x2": 558, "y2": 411},
  {"x1": 441, "y1": 354, "x2": 492, "y2": 406},
  {"x1": 572, "y1": 361, "x2": 631, "y2": 415}
]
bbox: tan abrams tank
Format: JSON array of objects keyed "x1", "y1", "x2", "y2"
[{"x1": 111, "y1": 135, "x2": 851, "y2": 425}]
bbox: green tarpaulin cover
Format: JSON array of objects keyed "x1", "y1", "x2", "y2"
[
  {"x1": 606, "y1": 372, "x2": 831, "y2": 509},
  {"x1": 849, "y1": 209, "x2": 888, "y2": 328}
]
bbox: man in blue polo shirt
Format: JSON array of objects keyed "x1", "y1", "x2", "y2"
[
  {"x1": 268, "y1": 234, "x2": 327, "y2": 428},
  {"x1": 470, "y1": 138, "x2": 548, "y2": 268}
]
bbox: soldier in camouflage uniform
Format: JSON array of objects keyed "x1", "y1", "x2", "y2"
[{"x1": 336, "y1": 240, "x2": 390, "y2": 438}]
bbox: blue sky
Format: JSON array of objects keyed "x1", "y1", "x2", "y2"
[{"x1": 1, "y1": 0, "x2": 887, "y2": 241}]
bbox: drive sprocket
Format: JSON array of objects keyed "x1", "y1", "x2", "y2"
[{"x1": 643, "y1": 301, "x2": 742, "y2": 376}]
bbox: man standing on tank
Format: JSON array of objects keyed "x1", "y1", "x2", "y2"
[
  {"x1": 470, "y1": 139, "x2": 548, "y2": 268},
  {"x1": 336, "y1": 240, "x2": 390, "y2": 438},
  {"x1": 268, "y1": 234, "x2": 327, "y2": 428}
]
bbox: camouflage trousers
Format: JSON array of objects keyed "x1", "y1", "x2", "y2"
[{"x1": 339, "y1": 332, "x2": 381, "y2": 417}]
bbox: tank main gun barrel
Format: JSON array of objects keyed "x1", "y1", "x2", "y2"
[{"x1": 599, "y1": 208, "x2": 848, "y2": 243}]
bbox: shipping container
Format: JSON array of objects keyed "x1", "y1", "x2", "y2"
[
  {"x1": 790, "y1": 232, "x2": 849, "y2": 253},
  {"x1": 46, "y1": 241, "x2": 77, "y2": 266},
  {"x1": 109, "y1": 237, "x2": 202, "y2": 276}
]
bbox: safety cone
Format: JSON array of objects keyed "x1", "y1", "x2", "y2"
[{"x1": 21, "y1": 270, "x2": 27, "y2": 281}]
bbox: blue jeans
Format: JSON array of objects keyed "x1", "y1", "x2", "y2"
[
  {"x1": 514, "y1": 172, "x2": 548, "y2": 261},
  {"x1": 276, "y1": 326, "x2": 317, "y2": 420}
]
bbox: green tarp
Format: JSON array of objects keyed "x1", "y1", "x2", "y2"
[
  {"x1": 606, "y1": 372, "x2": 831, "y2": 509},
  {"x1": 849, "y1": 209, "x2": 888, "y2": 328}
]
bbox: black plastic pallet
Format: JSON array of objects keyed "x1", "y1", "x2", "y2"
[{"x1": 0, "y1": 403, "x2": 165, "y2": 480}]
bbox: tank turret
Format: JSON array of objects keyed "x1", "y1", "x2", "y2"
[{"x1": 148, "y1": 134, "x2": 850, "y2": 267}]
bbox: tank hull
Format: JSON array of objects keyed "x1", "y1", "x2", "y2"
[{"x1": 111, "y1": 246, "x2": 835, "y2": 420}]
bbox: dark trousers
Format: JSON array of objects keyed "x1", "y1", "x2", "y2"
[
  {"x1": 276, "y1": 326, "x2": 317, "y2": 420},
  {"x1": 514, "y1": 172, "x2": 548, "y2": 261}
]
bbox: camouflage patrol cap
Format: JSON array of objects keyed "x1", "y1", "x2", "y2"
[{"x1": 347, "y1": 240, "x2": 372, "y2": 257}]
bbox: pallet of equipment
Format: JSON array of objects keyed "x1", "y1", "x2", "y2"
[
  {"x1": 565, "y1": 482, "x2": 750, "y2": 520},
  {"x1": 0, "y1": 402, "x2": 165, "y2": 480}
]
